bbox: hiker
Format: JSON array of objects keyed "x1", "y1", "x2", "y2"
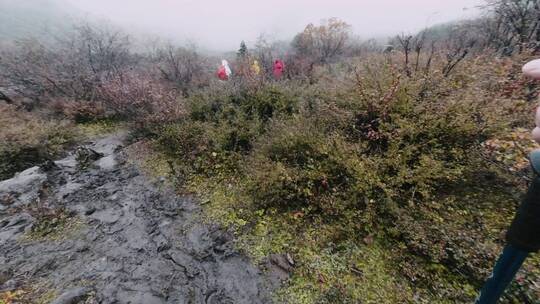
[
  {"x1": 273, "y1": 59, "x2": 284, "y2": 79},
  {"x1": 475, "y1": 58, "x2": 540, "y2": 304},
  {"x1": 217, "y1": 59, "x2": 232, "y2": 81},
  {"x1": 251, "y1": 60, "x2": 261, "y2": 75}
]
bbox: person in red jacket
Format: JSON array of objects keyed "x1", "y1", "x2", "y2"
[
  {"x1": 217, "y1": 60, "x2": 232, "y2": 81},
  {"x1": 273, "y1": 59, "x2": 284, "y2": 80},
  {"x1": 217, "y1": 66, "x2": 227, "y2": 81}
]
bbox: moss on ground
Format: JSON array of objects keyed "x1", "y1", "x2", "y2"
[
  {"x1": 125, "y1": 145, "x2": 420, "y2": 303},
  {"x1": 22, "y1": 211, "x2": 83, "y2": 242},
  {"x1": 0, "y1": 104, "x2": 79, "y2": 180},
  {"x1": 0, "y1": 282, "x2": 57, "y2": 304},
  {"x1": 76, "y1": 118, "x2": 126, "y2": 139},
  {"x1": 125, "y1": 139, "x2": 175, "y2": 185}
]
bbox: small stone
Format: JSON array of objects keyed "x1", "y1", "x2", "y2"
[
  {"x1": 286, "y1": 253, "x2": 294, "y2": 266},
  {"x1": 84, "y1": 207, "x2": 96, "y2": 215},
  {"x1": 40, "y1": 160, "x2": 59, "y2": 172},
  {"x1": 75, "y1": 147, "x2": 104, "y2": 169},
  {"x1": 0, "y1": 268, "x2": 13, "y2": 285},
  {"x1": 96, "y1": 155, "x2": 117, "y2": 171},
  {"x1": 363, "y1": 235, "x2": 374, "y2": 245},
  {"x1": 269, "y1": 253, "x2": 294, "y2": 272}
]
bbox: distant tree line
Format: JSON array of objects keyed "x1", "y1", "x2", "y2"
[{"x1": 0, "y1": 0, "x2": 538, "y2": 110}]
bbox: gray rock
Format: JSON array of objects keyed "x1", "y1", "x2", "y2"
[
  {"x1": 95, "y1": 155, "x2": 117, "y2": 171},
  {"x1": 0, "y1": 166, "x2": 47, "y2": 207},
  {"x1": 56, "y1": 181, "x2": 83, "y2": 199},
  {"x1": 269, "y1": 253, "x2": 294, "y2": 272},
  {"x1": 0, "y1": 213, "x2": 34, "y2": 243},
  {"x1": 75, "y1": 147, "x2": 103, "y2": 168},
  {"x1": 266, "y1": 253, "x2": 295, "y2": 283},
  {"x1": 50, "y1": 287, "x2": 90, "y2": 304},
  {"x1": 55, "y1": 156, "x2": 78, "y2": 169},
  {"x1": 89, "y1": 209, "x2": 122, "y2": 225},
  {"x1": 90, "y1": 133, "x2": 125, "y2": 155}
]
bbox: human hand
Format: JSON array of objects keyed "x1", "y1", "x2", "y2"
[
  {"x1": 523, "y1": 59, "x2": 540, "y2": 80},
  {"x1": 523, "y1": 60, "x2": 540, "y2": 143}
]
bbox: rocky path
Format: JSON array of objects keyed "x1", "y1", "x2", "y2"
[{"x1": 0, "y1": 133, "x2": 273, "y2": 304}]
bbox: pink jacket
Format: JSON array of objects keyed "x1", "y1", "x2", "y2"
[{"x1": 273, "y1": 59, "x2": 284, "y2": 79}]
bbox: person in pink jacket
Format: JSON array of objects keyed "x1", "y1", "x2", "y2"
[{"x1": 273, "y1": 59, "x2": 284, "y2": 80}]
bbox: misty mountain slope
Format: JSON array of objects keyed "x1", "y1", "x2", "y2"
[{"x1": 0, "y1": 0, "x2": 77, "y2": 41}]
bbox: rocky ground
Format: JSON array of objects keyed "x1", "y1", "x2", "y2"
[{"x1": 0, "y1": 133, "x2": 277, "y2": 304}]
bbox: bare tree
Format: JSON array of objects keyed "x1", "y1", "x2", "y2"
[
  {"x1": 0, "y1": 23, "x2": 134, "y2": 102},
  {"x1": 441, "y1": 28, "x2": 477, "y2": 77},
  {"x1": 254, "y1": 34, "x2": 275, "y2": 76},
  {"x1": 412, "y1": 32, "x2": 426, "y2": 73},
  {"x1": 424, "y1": 41, "x2": 436, "y2": 75},
  {"x1": 155, "y1": 43, "x2": 206, "y2": 96},
  {"x1": 254, "y1": 34, "x2": 288, "y2": 78},
  {"x1": 72, "y1": 24, "x2": 133, "y2": 79},
  {"x1": 292, "y1": 18, "x2": 351, "y2": 64},
  {"x1": 395, "y1": 34, "x2": 413, "y2": 76},
  {"x1": 484, "y1": 0, "x2": 540, "y2": 54}
]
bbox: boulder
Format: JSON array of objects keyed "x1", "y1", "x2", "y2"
[{"x1": 0, "y1": 166, "x2": 47, "y2": 207}]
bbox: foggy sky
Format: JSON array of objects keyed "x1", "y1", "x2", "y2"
[{"x1": 63, "y1": 0, "x2": 485, "y2": 50}]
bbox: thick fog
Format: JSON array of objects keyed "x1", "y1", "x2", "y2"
[{"x1": 3, "y1": 0, "x2": 485, "y2": 51}]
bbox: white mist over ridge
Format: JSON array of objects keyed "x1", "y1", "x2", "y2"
[
  {"x1": 62, "y1": 0, "x2": 484, "y2": 51},
  {"x1": 1, "y1": 0, "x2": 484, "y2": 51}
]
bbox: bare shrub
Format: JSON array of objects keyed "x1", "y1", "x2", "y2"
[
  {"x1": 97, "y1": 72, "x2": 185, "y2": 124},
  {"x1": 254, "y1": 34, "x2": 277, "y2": 76},
  {"x1": 393, "y1": 34, "x2": 413, "y2": 76},
  {"x1": 49, "y1": 99, "x2": 106, "y2": 123},
  {"x1": 154, "y1": 43, "x2": 208, "y2": 96},
  {"x1": 253, "y1": 35, "x2": 289, "y2": 77},
  {"x1": 0, "y1": 23, "x2": 135, "y2": 102},
  {"x1": 484, "y1": 0, "x2": 540, "y2": 54},
  {"x1": 440, "y1": 26, "x2": 478, "y2": 77}
]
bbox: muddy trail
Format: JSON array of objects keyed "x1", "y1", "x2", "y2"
[{"x1": 0, "y1": 133, "x2": 277, "y2": 304}]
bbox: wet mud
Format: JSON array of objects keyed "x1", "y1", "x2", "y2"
[{"x1": 0, "y1": 133, "x2": 274, "y2": 304}]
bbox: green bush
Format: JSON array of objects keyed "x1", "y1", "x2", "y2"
[
  {"x1": 189, "y1": 83, "x2": 300, "y2": 123},
  {"x1": 244, "y1": 72, "x2": 493, "y2": 217},
  {"x1": 153, "y1": 57, "x2": 539, "y2": 303},
  {"x1": 156, "y1": 83, "x2": 302, "y2": 181},
  {"x1": 246, "y1": 120, "x2": 353, "y2": 215}
]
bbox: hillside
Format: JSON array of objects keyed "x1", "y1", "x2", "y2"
[
  {"x1": 0, "y1": 1, "x2": 539, "y2": 303},
  {"x1": 0, "y1": 0, "x2": 76, "y2": 42}
]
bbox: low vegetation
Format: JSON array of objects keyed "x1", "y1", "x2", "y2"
[
  {"x1": 24, "y1": 208, "x2": 82, "y2": 242},
  {"x1": 150, "y1": 52, "x2": 539, "y2": 303},
  {"x1": 0, "y1": 104, "x2": 78, "y2": 180}
]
